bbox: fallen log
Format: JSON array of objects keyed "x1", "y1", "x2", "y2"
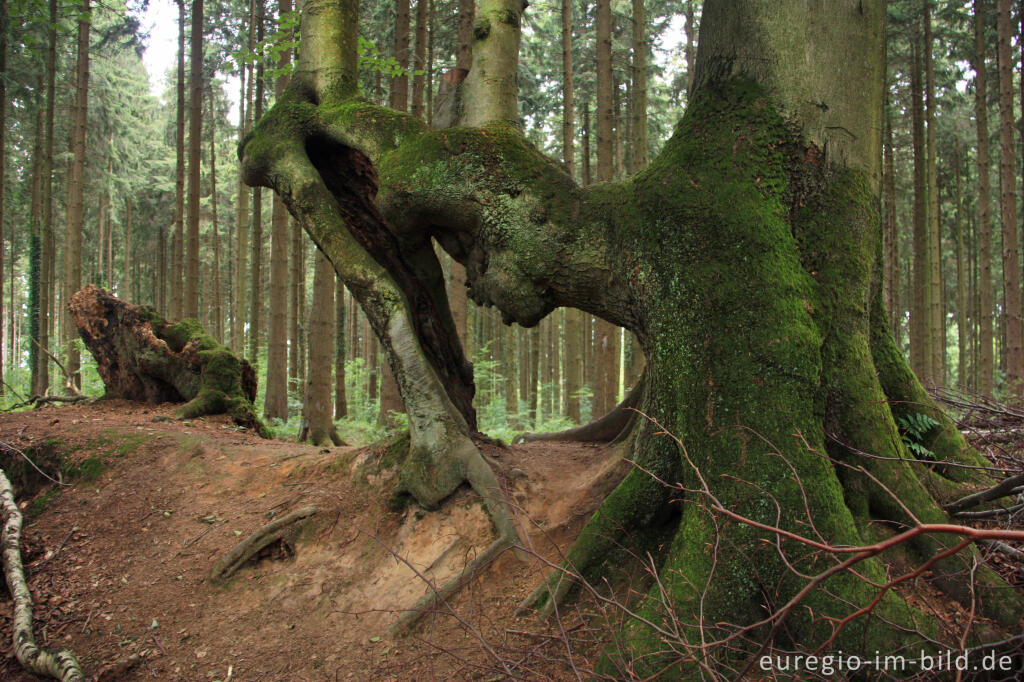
[
  {"x1": 1, "y1": 465, "x2": 86, "y2": 681},
  {"x1": 69, "y1": 285, "x2": 269, "y2": 437}
]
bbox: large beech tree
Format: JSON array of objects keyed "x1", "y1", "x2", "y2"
[{"x1": 241, "y1": 0, "x2": 1023, "y2": 671}]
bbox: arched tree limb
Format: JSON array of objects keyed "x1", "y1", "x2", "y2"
[{"x1": 1, "y1": 466, "x2": 86, "y2": 681}]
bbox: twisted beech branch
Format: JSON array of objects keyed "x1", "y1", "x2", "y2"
[{"x1": 1, "y1": 467, "x2": 86, "y2": 681}]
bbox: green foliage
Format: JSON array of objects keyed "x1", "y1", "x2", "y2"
[{"x1": 896, "y1": 412, "x2": 940, "y2": 460}]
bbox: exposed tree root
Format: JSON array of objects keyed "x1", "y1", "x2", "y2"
[
  {"x1": 2, "y1": 394, "x2": 93, "y2": 412},
  {"x1": 1, "y1": 466, "x2": 86, "y2": 681},
  {"x1": 210, "y1": 506, "x2": 317, "y2": 580},
  {"x1": 388, "y1": 533, "x2": 515, "y2": 636},
  {"x1": 514, "y1": 374, "x2": 644, "y2": 445}
]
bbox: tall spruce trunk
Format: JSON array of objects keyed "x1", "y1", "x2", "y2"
[
  {"x1": 299, "y1": 250, "x2": 342, "y2": 445},
  {"x1": 996, "y1": 0, "x2": 1023, "y2": 390},
  {"x1": 335, "y1": 276, "x2": 347, "y2": 418},
  {"x1": 248, "y1": 2, "x2": 266, "y2": 365},
  {"x1": 233, "y1": 13, "x2": 253, "y2": 352},
  {"x1": 923, "y1": 6, "x2": 943, "y2": 386},
  {"x1": 955, "y1": 138, "x2": 967, "y2": 390},
  {"x1": 265, "y1": 0, "x2": 294, "y2": 420},
  {"x1": 390, "y1": 0, "x2": 410, "y2": 111},
  {"x1": 184, "y1": 0, "x2": 203, "y2": 319},
  {"x1": 63, "y1": 0, "x2": 90, "y2": 390},
  {"x1": 208, "y1": 91, "x2": 223, "y2": 340},
  {"x1": 411, "y1": 0, "x2": 427, "y2": 119},
  {"x1": 974, "y1": 0, "x2": 994, "y2": 395},
  {"x1": 909, "y1": 38, "x2": 931, "y2": 384},
  {"x1": 172, "y1": 0, "x2": 186, "y2": 320}
]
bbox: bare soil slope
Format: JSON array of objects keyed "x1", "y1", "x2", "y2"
[{"x1": 0, "y1": 402, "x2": 622, "y2": 681}]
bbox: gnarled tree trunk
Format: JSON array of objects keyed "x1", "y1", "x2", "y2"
[{"x1": 240, "y1": 0, "x2": 1024, "y2": 670}]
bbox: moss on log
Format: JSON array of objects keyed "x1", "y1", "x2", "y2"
[{"x1": 69, "y1": 285, "x2": 269, "y2": 437}]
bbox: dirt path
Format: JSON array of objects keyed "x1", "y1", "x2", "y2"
[{"x1": 0, "y1": 402, "x2": 620, "y2": 680}]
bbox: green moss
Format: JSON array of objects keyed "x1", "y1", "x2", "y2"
[{"x1": 27, "y1": 489, "x2": 60, "y2": 519}]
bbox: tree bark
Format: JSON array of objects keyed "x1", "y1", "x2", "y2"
[
  {"x1": 974, "y1": 0, "x2": 994, "y2": 396},
  {"x1": 630, "y1": 0, "x2": 647, "y2": 173},
  {"x1": 411, "y1": 0, "x2": 427, "y2": 119},
  {"x1": 241, "y1": 0, "x2": 1023, "y2": 661},
  {"x1": 390, "y1": 0, "x2": 410, "y2": 111},
  {"x1": 300, "y1": 251, "x2": 342, "y2": 444},
  {"x1": 997, "y1": 0, "x2": 1023, "y2": 390},
  {"x1": 63, "y1": 0, "x2": 90, "y2": 391},
  {"x1": 172, "y1": 0, "x2": 186, "y2": 320},
  {"x1": 335, "y1": 275, "x2": 347, "y2": 418},
  {"x1": 561, "y1": 0, "x2": 574, "y2": 178},
  {"x1": 265, "y1": 0, "x2": 294, "y2": 420},
  {"x1": 184, "y1": 0, "x2": 204, "y2": 319},
  {"x1": 923, "y1": 6, "x2": 943, "y2": 387},
  {"x1": 910, "y1": 38, "x2": 931, "y2": 384}
]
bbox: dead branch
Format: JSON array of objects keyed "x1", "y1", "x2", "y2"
[
  {"x1": 32, "y1": 338, "x2": 83, "y2": 398},
  {"x1": 1, "y1": 465, "x2": 86, "y2": 681},
  {"x1": 210, "y1": 506, "x2": 317, "y2": 580},
  {"x1": 945, "y1": 472, "x2": 1024, "y2": 514}
]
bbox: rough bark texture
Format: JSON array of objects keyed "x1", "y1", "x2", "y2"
[
  {"x1": 172, "y1": 0, "x2": 186, "y2": 321},
  {"x1": 240, "y1": 0, "x2": 1023, "y2": 666},
  {"x1": 923, "y1": 6, "x2": 943, "y2": 387},
  {"x1": 997, "y1": 0, "x2": 1022, "y2": 389},
  {"x1": 910, "y1": 39, "x2": 931, "y2": 384},
  {"x1": 63, "y1": 0, "x2": 90, "y2": 390},
  {"x1": 300, "y1": 251, "x2": 343, "y2": 444},
  {"x1": 184, "y1": 0, "x2": 203, "y2": 319},
  {"x1": 70, "y1": 286, "x2": 267, "y2": 437},
  {"x1": 974, "y1": 0, "x2": 994, "y2": 395}
]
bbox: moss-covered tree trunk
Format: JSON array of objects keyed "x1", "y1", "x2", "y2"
[{"x1": 241, "y1": 0, "x2": 1023, "y2": 668}]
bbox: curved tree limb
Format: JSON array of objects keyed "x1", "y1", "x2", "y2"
[
  {"x1": 1, "y1": 466, "x2": 86, "y2": 681},
  {"x1": 211, "y1": 506, "x2": 317, "y2": 580}
]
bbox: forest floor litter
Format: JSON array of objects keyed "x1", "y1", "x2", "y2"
[{"x1": 0, "y1": 399, "x2": 1021, "y2": 680}]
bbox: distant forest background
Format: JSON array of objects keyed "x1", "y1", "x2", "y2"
[{"x1": 1, "y1": 0, "x2": 1021, "y2": 441}]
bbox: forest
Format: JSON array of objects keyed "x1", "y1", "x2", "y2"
[{"x1": 0, "y1": 0, "x2": 1023, "y2": 679}]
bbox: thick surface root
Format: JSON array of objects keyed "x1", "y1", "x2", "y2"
[{"x1": 210, "y1": 506, "x2": 317, "y2": 580}]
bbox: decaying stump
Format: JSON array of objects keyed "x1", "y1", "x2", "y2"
[{"x1": 69, "y1": 285, "x2": 269, "y2": 437}]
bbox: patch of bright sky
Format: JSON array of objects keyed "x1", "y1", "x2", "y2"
[
  {"x1": 137, "y1": 0, "x2": 241, "y2": 125},
  {"x1": 137, "y1": 0, "x2": 689, "y2": 130}
]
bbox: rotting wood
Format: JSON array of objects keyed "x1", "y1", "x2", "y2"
[
  {"x1": 210, "y1": 506, "x2": 317, "y2": 580},
  {"x1": 1, "y1": 465, "x2": 86, "y2": 681}
]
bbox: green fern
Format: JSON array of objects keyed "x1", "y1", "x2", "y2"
[{"x1": 896, "y1": 413, "x2": 941, "y2": 461}]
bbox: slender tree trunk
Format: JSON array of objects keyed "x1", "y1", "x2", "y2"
[
  {"x1": 390, "y1": 0, "x2": 410, "y2": 111},
  {"x1": 172, "y1": 0, "x2": 186, "y2": 320},
  {"x1": 124, "y1": 199, "x2": 133, "y2": 301},
  {"x1": 997, "y1": 0, "x2": 1023, "y2": 390},
  {"x1": 233, "y1": 14, "x2": 253, "y2": 352},
  {"x1": 923, "y1": 6, "x2": 943, "y2": 387},
  {"x1": 528, "y1": 326, "x2": 540, "y2": 427},
  {"x1": 335, "y1": 276, "x2": 347, "y2": 418},
  {"x1": 581, "y1": 102, "x2": 592, "y2": 185},
  {"x1": 265, "y1": 0, "x2": 294, "y2": 420},
  {"x1": 299, "y1": 250, "x2": 342, "y2": 444},
  {"x1": 561, "y1": 0, "x2": 574, "y2": 178},
  {"x1": 0, "y1": 0, "x2": 6, "y2": 394},
  {"x1": 883, "y1": 100, "x2": 898, "y2": 340},
  {"x1": 29, "y1": 104, "x2": 44, "y2": 397},
  {"x1": 955, "y1": 138, "x2": 967, "y2": 390},
  {"x1": 975, "y1": 0, "x2": 994, "y2": 396},
  {"x1": 630, "y1": 0, "x2": 647, "y2": 173},
  {"x1": 411, "y1": 0, "x2": 427, "y2": 119},
  {"x1": 909, "y1": 38, "x2": 931, "y2": 384},
  {"x1": 505, "y1": 325, "x2": 519, "y2": 426},
  {"x1": 63, "y1": 0, "x2": 91, "y2": 391},
  {"x1": 684, "y1": 0, "x2": 696, "y2": 97},
  {"x1": 289, "y1": 220, "x2": 301, "y2": 391},
  {"x1": 540, "y1": 317, "x2": 552, "y2": 421},
  {"x1": 426, "y1": 0, "x2": 434, "y2": 122},
  {"x1": 184, "y1": 0, "x2": 204, "y2": 319},
  {"x1": 457, "y1": 0, "x2": 473, "y2": 71},
  {"x1": 248, "y1": 1, "x2": 266, "y2": 364},
  {"x1": 208, "y1": 91, "x2": 223, "y2": 340},
  {"x1": 38, "y1": 0, "x2": 57, "y2": 395}
]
